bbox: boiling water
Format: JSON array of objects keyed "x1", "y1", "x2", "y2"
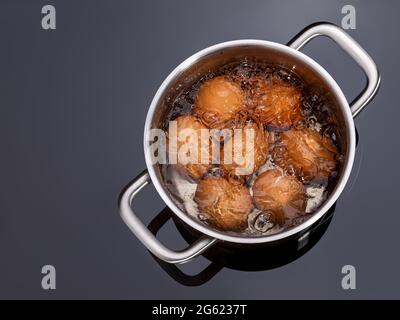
[{"x1": 161, "y1": 59, "x2": 343, "y2": 237}]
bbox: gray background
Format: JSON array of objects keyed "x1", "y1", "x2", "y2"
[{"x1": 0, "y1": 0, "x2": 397, "y2": 299}]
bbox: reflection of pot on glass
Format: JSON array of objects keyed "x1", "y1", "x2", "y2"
[
  {"x1": 119, "y1": 23, "x2": 380, "y2": 265},
  {"x1": 146, "y1": 205, "x2": 335, "y2": 287}
]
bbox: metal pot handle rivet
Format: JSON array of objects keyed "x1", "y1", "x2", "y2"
[
  {"x1": 288, "y1": 22, "x2": 380, "y2": 118},
  {"x1": 118, "y1": 170, "x2": 218, "y2": 264}
]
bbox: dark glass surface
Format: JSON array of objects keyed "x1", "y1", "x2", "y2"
[{"x1": 0, "y1": 0, "x2": 396, "y2": 299}]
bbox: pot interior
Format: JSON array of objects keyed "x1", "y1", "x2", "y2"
[{"x1": 144, "y1": 40, "x2": 353, "y2": 243}]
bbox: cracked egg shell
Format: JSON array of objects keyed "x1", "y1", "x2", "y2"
[
  {"x1": 252, "y1": 169, "x2": 306, "y2": 225},
  {"x1": 250, "y1": 76, "x2": 303, "y2": 128},
  {"x1": 274, "y1": 128, "x2": 338, "y2": 183},
  {"x1": 194, "y1": 176, "x2": 253, "y2": 231},
  {"x1": 194, "y1": 76, "x2": 245, "y2": 129},
  {"x1": 167, "y1": 114, "x2": 216, "y2": 180},
  {"x1": 221, "y1": 121, "x2": 269, "y2": 177}
]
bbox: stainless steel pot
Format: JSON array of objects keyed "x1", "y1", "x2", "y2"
[{"x1": 118, "y1": 23, "x2": 380, "y2": 264}]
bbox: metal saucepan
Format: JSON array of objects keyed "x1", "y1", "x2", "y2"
[{"x1": 118, "y1": 22, "x2": 380, "y2": 264}]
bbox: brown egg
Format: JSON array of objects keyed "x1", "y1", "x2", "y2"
[
  {"x1": 250, "y1": 76, "x2": 303, "y2": 128},
  {"x1": 194, "y1": 176, "x2": 253, "y2": 231},
  {"x1": 221, "y1": 121, "x2": 269, "y2": 177},
  {"x1": 167, "y1": 115, "x2": 216, "y2": 180},
  {"x1": 274, "y1": 128, "x2": 338, "y2": 183},
  {"x1": 194, "y1": 76, "x2": 245, "y2": 129},
  {"x1": 252, "y1": 169, "x2": 306, "y2": 224}
]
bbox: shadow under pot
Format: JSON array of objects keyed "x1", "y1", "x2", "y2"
[
  {"x1": 118, "y1": 22, "x2": 379, "y2": 265},
  {"x1": 147, "y1": 205, "x2": 334, "y2": 275}
]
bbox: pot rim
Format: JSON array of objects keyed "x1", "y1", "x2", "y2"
[{"x1": 143, "y1": 39, "x2": 356, "y2": 244}]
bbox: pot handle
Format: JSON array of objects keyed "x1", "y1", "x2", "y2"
[
  {"x1": 118, "y1": 170, "x2": 217, "y2": 264},
  {"x1": 288, "y1": 22, "x2": 380, "y2": 117}
]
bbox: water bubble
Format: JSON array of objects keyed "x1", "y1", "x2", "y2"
[
  {"x1": 198, "y1": 214, "x2": 208, "y2": 222},
  {"x1": 253, "y1": 213, "x2": 275, "y2": 232}
]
